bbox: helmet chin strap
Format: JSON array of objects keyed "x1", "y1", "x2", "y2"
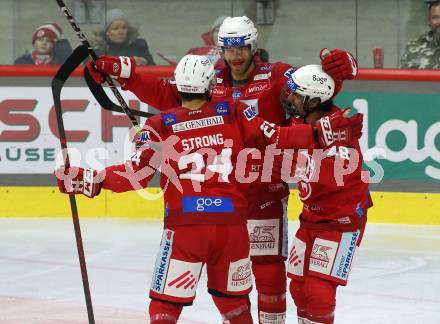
[{"x1": 295, "y1": 95, "x2": 313, "y2": 119}]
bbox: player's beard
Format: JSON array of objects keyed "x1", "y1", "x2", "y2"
[
  {"x1": 291, "y1": 103, "x2": 306, "y2": 118},
  {"x1": 230, "y1": 58, "x2": 253, "y2": 76}
]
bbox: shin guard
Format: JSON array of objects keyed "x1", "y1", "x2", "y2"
[
  {"x1": 212, "y1": 295, "x2": 253, "y2": 324},
  {"x1": 253, "y1": 261, "x2": 287, "y2": 323},
  {"x1": 149, "y1": 299, "x2": 183, "y2": 324}
]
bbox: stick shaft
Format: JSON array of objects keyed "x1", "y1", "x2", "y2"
[{"x1": 55, "y1": 0, "x2": 142, "y2": 133}]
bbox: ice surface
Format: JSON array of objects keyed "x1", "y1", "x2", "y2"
[{"x1": 1, "y1": 218, "x2": 439, "y2": 323}]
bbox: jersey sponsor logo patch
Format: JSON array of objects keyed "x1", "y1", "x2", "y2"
[
  {"x1": 332, "y1": 231, "x2": 360, "y2": 281},
  {"x1": 212, "y1": 86, "x2": 226, "y2": 97},
  {"x1": 171, "y1": 116, "x2": 224, "y2": 132},
  {"x1": 247, "y1": 219, "x2": 279, "y2": 256},
  {"x1": 161, "y1": 112, "x2": 177, "y2": 126},
  {"x1": 227, "y1": 257, "x2": 252, "y2": 292},
  {"x1": 232, "y1": 90, "x2": 242, "y2": 99},
  {"x1": 259, "y1": 65, "x2": 272, "y2": 71},
  {"x1": 151, "y1": 229, "x2": 174, "y2": 293},
  {"x1": 214, "y1": 102, "x2": 230, "y2": 115},
  {"x1": 182, "y1": 196, "x2": 234, "y2": 213},
  {"x1": 309, "y1": 238, "x2": 338, "y2": 276},
  {"x1": 253, "y1": 72, "x2": 271, "y2": 81},
  {"x1": 243, "y1": 106, "x2": 257, "y2": 121},
  {"x1": 244, "y1": 82, "x2": 270, "y2": 96},
  {"x1": 162, "y1": 259, "x2": 203, "y2": 299}
]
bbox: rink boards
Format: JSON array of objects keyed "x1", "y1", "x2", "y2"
[
  {"x1": 0, "y1": 187, "x2": 439, "y2": 225},
  {"x1": 1, "y1": 69, "x2": 439, "y2": 225}
]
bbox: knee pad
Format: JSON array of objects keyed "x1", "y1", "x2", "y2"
[
  {"x1": 252, "y1": 261, "x2": 287, "y2": 294},
  {"x1": 149, "y1": 299, "x2": 183, "y2": 323},
  {"x1": 303, "y1": 277, "x2": 337, "y2": 324},
  {"x1": 289, "y1": 279, "x2": 307, "y2": 319},
  {"x1": 212, "y1": 294, "x2": 253, "y2": 324}
]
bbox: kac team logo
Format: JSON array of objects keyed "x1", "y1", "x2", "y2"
[{"x1": 232, "y1": 90, "x2": 242, "y2": 99}]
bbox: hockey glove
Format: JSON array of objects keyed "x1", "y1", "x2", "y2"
[
  {"x1": 55, "y1": 167, "x2": 102, "y2": 198},
  {"x1": 85, "y1": 55, "x2": 136, "y2": 84},
  {"x1": 315, "y1": 108, "x2": 363, "y2": 148},
  {"x1": 320, "y1": 48, "x2": 358, "y2": 81}
]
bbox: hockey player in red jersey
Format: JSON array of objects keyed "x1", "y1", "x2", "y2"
[
  {"x1": 85, "y1": 16, "x2": 359, "y2": 324},
  {"x1": 58, "y1": 54, "x2": 363, "y2": 323},
  {"x1": 279, "y1": 65, "x2": 372, "y2": 324}
]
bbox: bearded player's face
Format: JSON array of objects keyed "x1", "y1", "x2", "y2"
[
  {"x1": 287, "y1": 93, "x2": 307, "y2": 117},
  {"x1": 222, "y1": 45, "x2": 253, "y2": 76}
]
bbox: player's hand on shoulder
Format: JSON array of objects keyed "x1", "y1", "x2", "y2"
[
  {"x1": 315, "y1": 108, "x2": 363, "y2": 148},
  {"x1": 320, "y1": 48, "x2": 358, "y2": 81},
  {"x1": 86, "y1": 56, "x2": 136, "y2": 84},
  {"x1": 54, "y1": 166, "x2": 102, "y2": 198}
]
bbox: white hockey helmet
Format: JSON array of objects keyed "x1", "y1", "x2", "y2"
[
  {"x1": 217, "y1": 16, "x2": 258, "y2": 53},
  {"x1": 286, "y1": 65, "x2": 335, "y2": 103},
  {"x1": 174, "y1": 55, "x2": 215, "y2": 94}
]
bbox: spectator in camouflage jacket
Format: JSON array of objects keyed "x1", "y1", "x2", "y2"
[{"x1": 400, "y1": 1, "x2": 440, "y2": 69}]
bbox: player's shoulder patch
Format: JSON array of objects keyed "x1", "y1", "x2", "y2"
[{"x1": 161, "y1": 112, "x2": 177, "y2": 126}]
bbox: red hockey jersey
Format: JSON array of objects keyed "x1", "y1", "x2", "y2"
[
  {"x1": 101, "y1": 101, "x2": 315, "y2": 227},
  {"x1": 121, "y1": 59, "x2": 297, "y2": 212},
  {"x1": 288, "y1": 107, "x2": 372, "y2": 231}
]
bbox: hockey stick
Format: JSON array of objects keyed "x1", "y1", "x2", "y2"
[
  {"x1": 84, "y1": 67, "x2": 154, "y2": 118},
  {"x1": 55, "y1": 0, "x2": 142, "y2": 133},
  {"x1": 51, "y1": 44, "x2": 95, "y2": 324}
]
